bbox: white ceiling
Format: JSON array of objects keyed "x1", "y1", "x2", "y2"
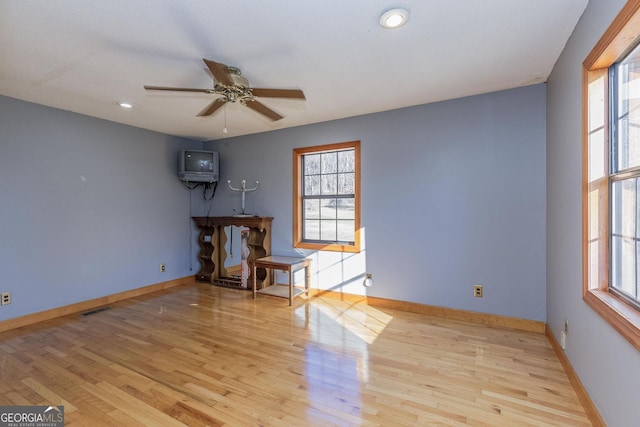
[{"x1": 0, "y1": 0, "x2": 588, "y2": 141}]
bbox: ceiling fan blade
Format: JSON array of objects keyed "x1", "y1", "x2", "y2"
[
  {"x1": 203, "y1": 59, "x2": 234, "y2": 86},
  {"x1": 251, "y1": 88, "x2": 306, "y2": 99},
  {"x1": 197, "y1": 99, "x2": 226, "y2": 117},
  {"x1": 244, "y1": 99, "x2": 283, "y2": 121},
  {"x1": 144, "y1": 85, "x2": 210, "y2": 93}
]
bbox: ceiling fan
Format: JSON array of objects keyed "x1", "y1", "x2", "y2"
[{"x1": 144, "y1": 58, "x2": 305, "y2": 121}]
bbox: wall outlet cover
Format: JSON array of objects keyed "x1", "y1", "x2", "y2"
[
  {"x1": 1, "y1": 292, "x2": 11, "y2": 306},
  {"x1": 473, "y1": 285, "x2": 483, "y2": 298}
]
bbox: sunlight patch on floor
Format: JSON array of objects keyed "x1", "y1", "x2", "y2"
[{"x1": 315, "y1": 298, "x2": 393, "y2": 345}]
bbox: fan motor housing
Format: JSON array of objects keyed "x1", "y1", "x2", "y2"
[{"x1": 227, "y1": 67, "x2": 249, "y2": 87}]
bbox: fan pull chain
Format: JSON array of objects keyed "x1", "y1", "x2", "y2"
[{"x1": 223, "y1": 103, "x2": 228, "y2": 134}]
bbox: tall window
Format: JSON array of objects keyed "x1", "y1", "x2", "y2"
[
  {"x1": 293, "y1": 141, "x2": 361, "y2": 253},
  {"x1": 583, "y1": 0, "x2": 640, "y2": 351},
  {"x1": 610, "y1": 44, "x2": 640, "y2": 309}
]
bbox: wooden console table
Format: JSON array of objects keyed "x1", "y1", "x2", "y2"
[
  {"x1": 253, "y1": 256, "x2": 311, "y2": 306},
  {"x1": 192, "y1": 216, "x2": 273, "y2": 289}
]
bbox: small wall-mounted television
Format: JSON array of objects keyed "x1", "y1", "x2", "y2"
[{"x1": 178, "y1": 150, "x2": 219, "y2": 183}]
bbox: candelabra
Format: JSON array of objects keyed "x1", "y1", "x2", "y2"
[{"x1": 227, "y1": 179, "x2": 259, "y2": 217}]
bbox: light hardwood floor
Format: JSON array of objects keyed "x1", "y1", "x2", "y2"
[{"x1": 0, "y1": 283, "x2": 591, "y2": 426}]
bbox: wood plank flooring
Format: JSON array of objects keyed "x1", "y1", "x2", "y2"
[{"x1": 0, "y1": 283, "x2": 591, "y2": 426}]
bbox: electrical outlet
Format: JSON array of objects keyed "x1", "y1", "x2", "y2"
[
  {"x1": 560, "y1": 331, "x2": 567, "y2": 349},
  {"x1": 363, "y1": 273, "x2": 373, "y2": 287},
  {"x1": 160, "y1": 263, "x2": 166, "y2": 273},
  {"x1": 473, "y1": 285, "x2": 483, "y2": 298},
  {"x1": 1, "y1": 292, "x2": 11, "y2": 306}
]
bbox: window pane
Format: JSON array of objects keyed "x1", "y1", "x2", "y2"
[
  {"x1": 338, "y1": 172, "x2": 354, "y2": 195},
  {"x1": 321, "y1": 174, "x2": 337, "y2": 195},
  {"x1": 616, "y1": 46, "x2": 640, "y2": 171},
  {"x1": 304, "y1": 154, "x2": 321, "y2": 175},
  {"x1": 630, "y1": 111, "x2": 640, "y2": 168},
  {"x1": 611, "y1": 178, "x2": 640, "y2": 299},
  {"x1": 337, "y1": 198, "x2": 355, "y2": 219},
  {"x1": 338, "y1": 150, "x2": 354, "y2": 173},
  {"x1": 320, "y1": 220, "x2": 337, "y2": 241},
  {"x1": 305, "y1": 175, "x2": 320, "y2": 196},
  {"x1": 304, "y1": 199, "x2": 319, "y2": 219},
  {"x1": 617, "y1": 115, "x2": 632, "y2": 170},
  {"x1": 321, "y1": 152, "x2": 337, "y2": 174},
  {"x1": 304, "y1": 220, "x2": 320, "y2": 240},
  {"x1": 320, "y1": 199, "x2": 337, "y2": 219},
  {"x1": 337, "y1": 220, "x2": 355, "y2": 242},
  {"x1": 612, "y1": 179, "x2": 637, "y2": 238},
  {"x1": 612, "y1": 235, "x2": 637, "y2": 296}
]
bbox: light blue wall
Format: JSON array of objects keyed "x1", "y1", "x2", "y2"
[
  {"x1": 205, "y1": 85, "x2": 547, "y2": 321},
  {"x1": 0, "y1": 86, "x2": 546, "y2": 322},
  {"x1": 546, "y1": 0, "x2": 640, "y2": 425},
  {"x1": 0, "y1": 95, "x2": 201, "y2": 321}
]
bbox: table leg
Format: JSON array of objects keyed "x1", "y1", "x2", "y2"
[
  {"x1": 252, "y1": 263, "x2": 257, "y2": 299},
  {"x1": 305, "y1": 265, "x2": 310, "y2": 297},
  {"x1": 288, "y1": 268, "x2": 293, "y2": 306}
]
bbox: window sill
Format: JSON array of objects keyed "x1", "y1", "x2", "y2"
[
  {"x1": 294, "y1": 241, "x2": 360, "y2": 253},
  {"x1": 584, "y1": 289, "x2": 640, "y2": 351}
]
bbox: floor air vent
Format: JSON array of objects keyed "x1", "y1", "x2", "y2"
[{"x1": 80, "y1": 306, "x2": 112, "y2": 317}]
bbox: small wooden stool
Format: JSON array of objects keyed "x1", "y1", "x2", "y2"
[{"x1": 252, "y1": 256, "x2": 311, "y2": 306}]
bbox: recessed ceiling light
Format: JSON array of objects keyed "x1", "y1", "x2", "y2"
[
  {"x1": 118, "y1": 102, "x2": 133, "y2": 109},
  {"x1": 380, "y1": 8, "x2": 409, "y2": 29}
]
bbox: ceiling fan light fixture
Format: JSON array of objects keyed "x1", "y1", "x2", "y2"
[{"x1": 380, "y1": 8, "x2": 409, "y2": 29}]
